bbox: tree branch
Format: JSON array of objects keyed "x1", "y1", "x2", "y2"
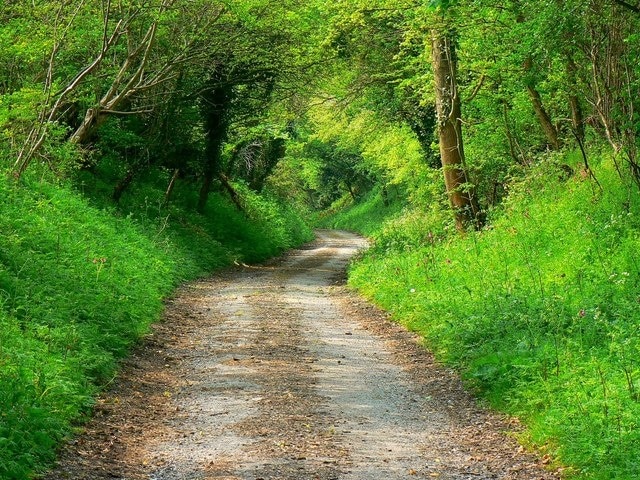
[{"x1": 612, "y1": 0, "x2": 640, "y2": 13}]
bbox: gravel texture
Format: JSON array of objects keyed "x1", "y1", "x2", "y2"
[{"x1": 43, "y1": 230, "x2": 561, "y2": 480}]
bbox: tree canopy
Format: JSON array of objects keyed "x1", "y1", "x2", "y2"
[
  {"x1": 3, "y1": 1, "x2": 640, "y2": 478},
  {"x1": 2, "y1": 0, "x2": 639, "y2": 226}
]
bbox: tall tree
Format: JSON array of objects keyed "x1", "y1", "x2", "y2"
[
  {"x1": 515, "y1": 4, "x2": 561, "y2": 151},
  {"x1": 11, "y1": 0, "x2": 229, "y2": 178},
  {"x1": 197, "y1": 68, "x2": 234, "y2": 213},
  {"x1": 431, "y1": 30, "x2": 481, "y2": 230},
  {"x1": 314, "y1": 0, "x2": 484, "y2": 228}
]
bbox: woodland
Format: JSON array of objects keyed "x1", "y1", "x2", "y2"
[{"x1": 1, "y1": 0, "x2": 640, "y2": 478}]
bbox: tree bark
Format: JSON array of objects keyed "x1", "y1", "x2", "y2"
[
  {"x1": 197, "y1": 174, "x2": 214, "y2": 213},
  {"x1": 526, "y1": 84, "x2": 561, "y2": 150},
  {"x1": 112, "y1": 169, "x2": 136, "y2": 202},
  {"x1": 164, "y1": 168, "x2": 180, "y2": 206},
  {"x1": 12, "y1": 6, "x2": 125, "y2": 178},
  {"x1": 431, "y1": 32, "x2": 482, "y2": 231},
  {"x1": 218, "y1": 172, "x2": 244, "y2": 211},
  {"x1": 68, "y1": 1, "x2": 223, "y2": 146},
  {"x1": 566, "y1": 58, "x2": 585, "y2": 143},
  {"x1": 515, "y1": 1, "x2": 561, "y2": 151}
]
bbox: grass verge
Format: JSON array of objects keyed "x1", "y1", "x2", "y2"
[
  {"x1": 330, "y1": 157, "x2": 640, "y2": 479},
  {"x1": 0, "y1": 168, "x2": 312, "y2": 479}
]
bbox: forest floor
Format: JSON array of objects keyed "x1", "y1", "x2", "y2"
[{"x1": 43, "y1": 230, "x2": 562, "y2": 480}]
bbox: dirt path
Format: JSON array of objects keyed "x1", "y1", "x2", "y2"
[{"x1": 44, "y1": 230, "x2": 560, "y2": 480}]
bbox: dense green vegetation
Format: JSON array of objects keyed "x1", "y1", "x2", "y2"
[
  {"x1": 307, "y1": 1, "x2": 640, "y2": 478},
  {"x1": 0, "y1": 3, "x2": 318, "y2": 476},
  {"x1": 2, "y1": 0, "x2": 640, "y2": 478},
  {"x1": 0, "y1": 166, "x2": 311, "y2": 479},
  {"x1": 325, "y1": 155, "x2": 640, "y2": 478}
]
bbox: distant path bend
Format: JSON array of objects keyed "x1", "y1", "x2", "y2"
[{"x1": 46, "y1": 230, "x2": 559, "y2": 480}]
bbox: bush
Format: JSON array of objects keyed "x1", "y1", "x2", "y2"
[{"x1": 316, "y1": 186, "x2": 405, "y2": 236}]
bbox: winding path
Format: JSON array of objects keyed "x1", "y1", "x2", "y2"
[{"x1": 45, "y1": 230, "x2": 559, "y2": 480}]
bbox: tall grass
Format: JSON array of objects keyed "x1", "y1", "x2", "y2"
[
  {"x1": 339, "y1": 157, "x2": 640, "y2": 479},
  {"x1": 0, "y1": 167, "x2": 312, "y2": 479},
  {"x1": 316, "y1": 186, "x2": 406, "y2": 236}
]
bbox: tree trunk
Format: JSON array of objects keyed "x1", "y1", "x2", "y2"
[
  {"x1": 197, "y1": 70, "x2": 233, "y2": 214},
  {"x1": 218, "y1": 172, "x2": 244, "y2": 211},
  {"x1": 515, "y1": 1, "x2": 561, "y2": 151},
  {"x1": 70, "y1": 107, "x2": 105, "y2": 145},
  {"x1": 431, "y1": 32, "x2": 482, "y2": 231},
  {"x1": 346, "y1": 182, "x2": 357, "y2": 201},
  {"x1": 164, "y1": 168, "x2": 180, "y2": 206},
  {"x1": 526, "y1": 85, "x2": 561, "y2": 150},
  {"x1": 381, "y1": 185, "x2": 390, "y2": 207},
  {"x1": 197, "y1": 173, "x2": 214, "y2": 213},
  {"x1": 113, "y1": 169, "x2": 136, "y2": 202},
  {"x1": 566, "y1": 58, "x2": 585, "y2": 143}
]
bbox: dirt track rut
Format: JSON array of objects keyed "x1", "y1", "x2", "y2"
[{"x1": 45, "y1": 230, "x2": 560, "y2": 480}]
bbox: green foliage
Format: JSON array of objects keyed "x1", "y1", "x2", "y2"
[
  {"x1": 233, "y1": 182, "x2": 314, "y2": 258},
  {"x1": 0, "y1": 175, "x2": 168, "y2": 478},
  {"x1": 317, "y1": 186, "x2": 405, "y2": 237},
  {"x1": 0, "y1": 165, "x2": 311, "y2": 479},
  {"x1": 3, "y1": 0, "x2": 640, "y2": 477},
  {"x1": 345, "y1": 155, "x2": 640, "y2": 478}
]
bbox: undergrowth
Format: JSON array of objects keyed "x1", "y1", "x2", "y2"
[
  {"x1": 316, "y1": 186, "x2": 405, "y2": 236},
  {"x1": 334, "y1": 154, "x2": 640, "y2": 479},
  {"x1": 0, "y1": 166, "x2": 311, "y2": 479}
]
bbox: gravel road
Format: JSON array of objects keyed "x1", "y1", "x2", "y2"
[{"x1": 44, "y1": 230, "x2": 560, "y2": 480}]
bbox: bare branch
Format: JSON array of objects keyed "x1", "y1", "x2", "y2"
[
  {"x1": 466, "y1": 73, "x2": 485, "y2": 102},
  {"x1": 611, "y1": 0, "x2": 640, "y2": 14},
  {"x1": 101, "y1": 108, "x2": 155, "y2": 115}
]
